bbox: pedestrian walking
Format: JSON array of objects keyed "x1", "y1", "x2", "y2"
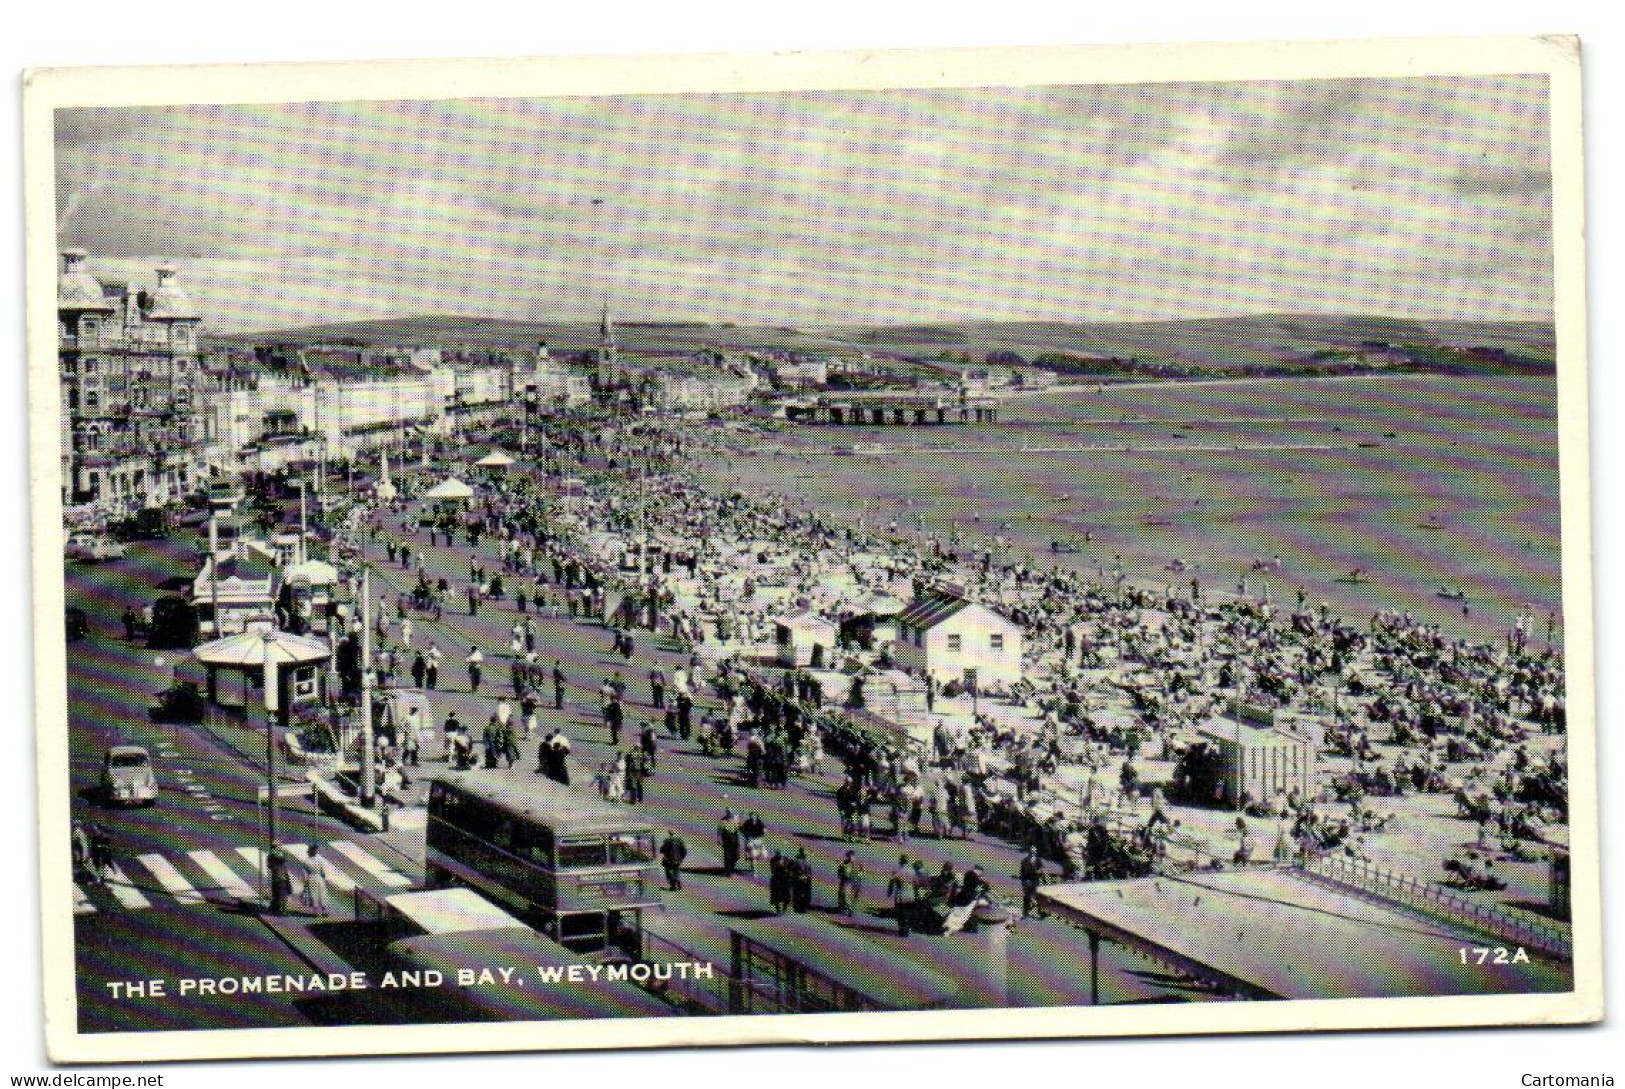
[
  {"x1": 741, "y1": 812, "x2": 767, "y2": 875},
  {"x1": 837, "y1": 850, "x2": 864, "y2": 916},
  {"x1": 553, "y1": 661, "x2": 566, "y2": 709},
  {"x1": 640, "y1": 720, "x2": 659, "y2": 771},
  {"x1": 411, "y1": 652, "x2": 427, "y2": 689},
  {"x1": 425, "y1": 644, "x2": 441, "y2": 690},
  {"x1": 72, "y1": 820, "x2": 93, "y2": 879},
  {"x1": 791, "y1": 848, "x2": 813, "y2": 913},
  {"x1": 466, "y1": 646, "x2": 484, "y2": 693},
  {"x1": 659, "y1": 831, "x2": 687, "y2": 891},
  {"x1": 301, "y1": 844, "x2": 330, "y2": 914}
]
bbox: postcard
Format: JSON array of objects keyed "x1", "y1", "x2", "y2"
[{"x1": 24, "y1": 33, "x2": 1599, "y2": 1062}]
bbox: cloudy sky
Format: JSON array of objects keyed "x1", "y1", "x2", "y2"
[{"x1": 54, "y1": 75, "x2": 1552, "y2": 334}]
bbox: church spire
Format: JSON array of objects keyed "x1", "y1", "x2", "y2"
[{"x1": 599, "y1": 297, "x2": 616, "y2": 348}]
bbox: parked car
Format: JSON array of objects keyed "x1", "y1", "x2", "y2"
[
  {"x1": 109, "y1": 507, "x2": 171, "y2": 541},
  {"x1": 65, "y1": 533, "x2": 127, "y2": 562},
  {"x1": 100, "y1": 745, "x2": 158, "y2": 807},
  {"x1": 147, "y1": 595, "x2": 200, "y2": 649},
  {"x1": 65, "y1": 607, "x2": 90, "y2": 642}
]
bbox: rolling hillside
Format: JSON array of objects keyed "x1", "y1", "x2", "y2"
[{"x1": 207, "y1": 312, "x2": 1555, "y2": 380}]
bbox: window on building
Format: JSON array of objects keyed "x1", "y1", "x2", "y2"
[
  {"x1": 83, "y1": 359, "x2": 98, "y2": 374},
  {"x1": 990, "y1": 633, "x2": 1005, "y2": 651},
  {"x1": 85, "y1": 391, "x2": 99, "y2": 409},
  {"x1": 946, "y1": 634, "x2": 962, "y2": 652}
]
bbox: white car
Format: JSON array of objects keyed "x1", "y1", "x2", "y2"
[
  {"x1": 66, "y1": 534, "x2": 127, "y2": 562},
  {"x1": 100, "y1": 745, "x2": 158, "y2": 806}
]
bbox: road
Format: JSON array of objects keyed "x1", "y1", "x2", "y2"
[{"x1": 62, "y1": 537, "x2": 425, "y2": 1031}]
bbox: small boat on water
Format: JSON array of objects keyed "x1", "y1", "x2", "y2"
[
  {"x1": 1334, "y1": 569, "x2": 1369, "y2": 584},
  {"x1": 1050, "y1": 539, "x2": 1082, "y2": 554},
  {"x1": 1437, "y1": 586, "x2": 1468, "y2": 601}
]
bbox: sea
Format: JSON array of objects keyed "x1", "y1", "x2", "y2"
[{"x1": 690, "y1": 372, "x2": 1565, "y2": 650}]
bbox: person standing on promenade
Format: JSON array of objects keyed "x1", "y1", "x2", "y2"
[
  {"x1": 717, "y1": 810, "x2": 740, "y2": 876},
  {"x1": 466, "y1": 646, "x2": 484, "y2": 693},
  {"x1": 550, "y1": 731, "x2": 572, "y2": 786},
  {"x1": 425, "y1": 643, "x2": 441, "y2": 690},
  {"x1": 624, "y1": 748, "x2": 646, "y2": 804},
  {"x1": 553, "y1": 660, "x2": 566, "y2": 709},
  {"x1": 1019, "y1": 846, "x2": 1046, "y2": 919},
  {"x1": 740, "y1": 812, "x2": 767, "y2": 874},
  {"x1": 649, "y1": 668, "x2": 665, "y2": 709},
  {"x1": 888, "y1": 855, "x2": 913, "y2": 936},
  {"x1": 791, "y1": 848, "x2": 814, "y2": 913},
  {"x1": 768, "y1": 852, "x2": 791, "y2": 914},
  {"x1": 603, "y1": 685, "x2": 624, "y2": 747}
]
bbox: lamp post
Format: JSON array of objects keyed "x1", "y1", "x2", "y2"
[
  {"x1": 261, "y1": 631, "x2": 285, "y2": 912},
  {"x1": 208, "y1": 507, "x2": 221, "y2": 637},
  {"x1": 359, "y1": 566, "x2": 375, "y2": 808}
]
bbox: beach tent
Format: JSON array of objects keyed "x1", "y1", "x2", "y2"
[
  {"x1": 423, "y1": 477, "x2": 475, "y2": 502},
  {"x1": 475, "y1": 450, "x2": 515, "y2": 468},
  {"x1": 775, "y1": 610, "x2": 839, "y2": 668}
]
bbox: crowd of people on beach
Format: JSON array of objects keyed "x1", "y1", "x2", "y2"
[{"x1": 319, "y1": 404, "x2": 1568, "y2": 906}]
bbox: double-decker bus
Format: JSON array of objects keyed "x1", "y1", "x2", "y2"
[{"x1": 425, "y1": 772, "x2": 660, "y2": 956}]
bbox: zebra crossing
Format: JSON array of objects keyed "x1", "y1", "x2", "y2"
[{"x1": 73, "y1": 837, "x2": 416, "y2": 914}]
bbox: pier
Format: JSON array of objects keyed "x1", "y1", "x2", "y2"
[{"x1": 786, "y1": 392, "x2": 1000, "y2": 425}]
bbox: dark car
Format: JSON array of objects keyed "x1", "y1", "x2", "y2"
[
  {"x1": 109, "y1": 507, "x2": 171, "y2": 541},
  {"x1": 65, "y1": 607, "x2": 90, "y2": 642},
  {"x1": 147, "y1": 596, "x2": 200, "y2": 649}
]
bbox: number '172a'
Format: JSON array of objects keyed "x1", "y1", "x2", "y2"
[{"x1": 1459, "y1": 946, "x2": 1531, "y2": 965}]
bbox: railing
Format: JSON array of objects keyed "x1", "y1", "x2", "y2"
[
  {"x1": 1300, "y1": 855, "x2": 1571, "y2": 960},
  {"x1": 637, "y1": 927, "x2": 733, "y2": 1014}
]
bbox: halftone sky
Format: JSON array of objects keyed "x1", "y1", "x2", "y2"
[{"x1": 55, "y1": 75, "x2": 1552, "y2": 334}]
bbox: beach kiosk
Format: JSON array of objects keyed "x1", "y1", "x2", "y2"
[
  {"x1": 1194, "y1": 700, "x2": 1316, "y2": 807},
  {"x1": 192, "y1": 628, "x2": 332, "y2": 720},
  {"x1": 775, "y1": 610, "x2": 838, "y2": 668}
]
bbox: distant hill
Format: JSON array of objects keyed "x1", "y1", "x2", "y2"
[
  {"x1": 207, "y1": 315, "x2": 863, "y2": 358},
  {"x1": 207, "y1": 312, "x2": 1555, "y2": 380},
  {"x1": 835, "y1": 314, "x2": 1555, "y2": 378}
]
